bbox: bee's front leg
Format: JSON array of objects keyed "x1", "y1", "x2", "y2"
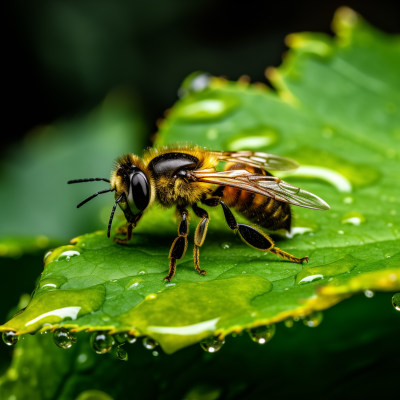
[
  {"x1": 165, "y1": 207, "x2": 189, "y2": 281},
  {"x1": 114, "y1": 213, "x2": 142, "y2": 244}
]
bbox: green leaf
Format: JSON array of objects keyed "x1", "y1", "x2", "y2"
[{"x1": 1, "y1": 7, "x2": 399, "y2": 354}]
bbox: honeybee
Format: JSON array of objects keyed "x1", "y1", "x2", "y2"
[{"x1": 68, "y1": 146, "x2": 329, "y2": 281}]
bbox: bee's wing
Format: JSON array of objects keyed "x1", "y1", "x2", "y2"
[
  {"x1": 191, "y1": 169, "x2": 330, "y2": 210},
  {"x1": 211, "y1": 151, "x2": 299, "y2": 171}
]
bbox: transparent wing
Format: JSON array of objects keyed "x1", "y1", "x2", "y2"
[
  {"x1": 191, "y1": 169, "x2": 330, "y2": 210},
  {"x1": 211, "y1": 150, "x2": 299, "y2": 171}
]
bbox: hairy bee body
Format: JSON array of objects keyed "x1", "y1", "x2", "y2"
[{"x1": 69, "y1": 145, "x2": 329, "y2": 280}]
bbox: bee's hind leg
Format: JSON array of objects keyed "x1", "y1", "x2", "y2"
[
  {"x1": 219, "y1": 200, "x2": 308, "y2": 264},
  {"x1": 192, "y1": 204, "x2": 210, "y2": 276},
  {"x1": 165, "y1": 207, "x2": 189, "y2": 281}
]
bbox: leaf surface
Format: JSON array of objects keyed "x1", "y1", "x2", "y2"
[{"x1": 1, "y1": 8, "x2": 399, "y2": 354}]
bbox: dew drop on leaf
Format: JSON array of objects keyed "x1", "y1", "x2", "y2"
[
  {"x1": 248, "y1": 324, "x2": 276, "y2": 344},
  {"x1": 341, "y1": 212, "x2": 366, "y2": 226},
  {"x1": 126, "y1": 333, "x2": 137, "y2": 344},
  {"x1": 142, "y1": 336, "x2": 158, "y2": 350},
  {"x1": 364, "y1": 289, "x2": 375, "y2": 298},
  {"x1": 200, "y1": 336, "x2": 225, "y2": 353},
  {"x1": 53, "y1": 328, "x2": 77, "y2": 349},
  {"x1": 116, "y1": 346, "x2": 128, "y2": 361},
  {"x1": 392, "y1": 293, "x2": 400, "y2": 311},
  {"x1": 220, "y1": 242, "x2": 231, "y2": 250},
  {"x1": 2, "y1": 331, "x2": 19, "y2": 346},
  {"x1": 284, "y1": 318, "x2": 294, "y2": 328},
  {"x1": 90, "y1": 331, "x2": 115, "y2": 354},
  {"x1": 303, "y1": 312, "x2": 323, "y2": 328}
]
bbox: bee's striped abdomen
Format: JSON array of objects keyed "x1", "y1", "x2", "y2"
[{"x1": 222, "y1": 164, "x2": 291, "y2": 231}]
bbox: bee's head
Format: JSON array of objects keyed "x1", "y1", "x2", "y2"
[
  {"x1": 68, "y1": 154, "x2": 152, "y2": 239},
  {"x1": 111, "y1": 155, "x2": 152, "y2": 221}
]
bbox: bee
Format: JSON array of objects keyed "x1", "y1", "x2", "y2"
[{"x1": 68, "y1": 146, "x2": 330, "y2": 281}]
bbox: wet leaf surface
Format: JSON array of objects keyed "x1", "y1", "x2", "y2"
[{"x1": 1, "y1": 8, "x2": 399, "y2": 355}]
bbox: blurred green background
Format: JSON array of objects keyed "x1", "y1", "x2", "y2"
[{"x1": 1, "y1": 1, "x2": 399, "y2": 398}]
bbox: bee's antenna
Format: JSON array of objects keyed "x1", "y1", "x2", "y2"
[
  {"x1": 108, "y1": 194, "x2": 123, "y2": 238},
  {"x1": 68, "y1": 178, "x2": 110, "y2": 184},
  {"x1": 77, "y1": 189, "x2": 115, "y2": 208}
]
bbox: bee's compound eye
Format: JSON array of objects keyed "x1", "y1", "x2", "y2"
[{"x1": 130, "y1": 171, "x2": 150, "y2": 211}]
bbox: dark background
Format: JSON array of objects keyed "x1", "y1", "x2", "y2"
[{"x1": 4, "y1": 0, "x2": 400, "y2": 149}]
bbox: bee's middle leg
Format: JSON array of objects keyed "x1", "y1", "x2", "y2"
[
  {"x1": 192, "y1": 203, "x2": 210, "y2": 276},
  {"x1": 165, "y1": 207, "x2": 189, "y2": 281}
]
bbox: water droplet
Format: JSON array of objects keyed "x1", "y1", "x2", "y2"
[
  {"x1": 77, "y1": 353, "x2": 88, "y2": 364},
  {"x1": 43, "y1": 250, "x2": 53, "y2": 263},
  {"x1": 116, "y1": 346, "x2": 128, "y2": 361},
  {"x1": 178, "y1": 71, "x2": 211, "y2": 97},
  {"x1": 200, "y1": 336, "x2": 225, "y2": 353},
  {"x1": 227, "y1": 128, "x2": 278, "y2": 151},
  {"x1": 174, "y1": 93, "x2": 239, "y2": 121},
  {"x1": 392, "y1": 293, "x2": 400, "y2": 311},
  {"x1": 57, "y1": 250, "x2": 80, "y2": 261},
  {"x1": 152, "y1": 350, "x2": 159, "y2": 357},
  {"x1": 286, "y1": 227, "x2": 313, "y2": 239},
  {"x1": 126, "y1": 333, "x2": 137, "y2": 344},
  {"x1": 138, "y1": 270, "x2": 146, "y2": 275},
  {"x1": 343, "y1": 196, "x2": 354, "y2": 204},
  {"x1": 2, "y1": 331, "x2": 18, "y2": 346},
  {"x1": 337, "y1": 230, "x2": 344, "y2": 235},
  {"x1": 248, "y1": 324, "x2": 276, "y2": 344},
  {"x1": 90, "y1": 332, "x2": 115, "y2": 354},
  {"x1": 341, "y1": 212, "x2": 366, "y2": 226},
  {"x1": 296, "y1": 255, "x2": 356, "y2": 284},
  {"x1": 220, "y1": 242, "x2": 231, "y2": 250},
  {"x1": 303, "y1": 312, "x2": 323, "y2": 328},
  {"x1": 53, "y1": 328, "x2": 77, "y2": 349},
  {"x1": 142, "y1": 337, "x2": 158, "y2": 350},
  {"x1": 364, "y1": 289, "x2": 375, "y2": 298},
  {"x1": 284, "y1": 318, "x2": 294, "y2": 328},
  {"x1": 145, "y1": 293, "x2": 157, "y2": 301},
  {"x1": 39, "y1": 276, "x2": 67, "y2": 291}
]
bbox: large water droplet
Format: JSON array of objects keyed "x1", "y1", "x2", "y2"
[
  {"x1": 39, "y1": 276, "x2": 67, "y2": 291},
  {"x1": 220, "y1": 242, "x2": 231, "y2": 250},
  {"x1": 53, "y1": 328, "x2": 77, "y2": 349},
  {"x1": 227, "y1": 127, "x2": 278, "y2": 151},
  {"x1": 341, "y1": 212, "x2": 366, "y2": 226},
  {"x1": 178, "y1": 71, "x2": 211, "y2": 97},
  {"x1": 200, "y1": 336, "x2": 225, "y2": 353},
  {"x1": 90, "y1": 332, "x2": 114, "y2": 354},
  {"x1": 2, "y1": 331, "x2": 19, "y2": 346},
  {"x1": 285, "y1": 226, "x2": 313, "y2": 239},
  {"x1": 392, "y1": 293, "x2": 400, "y2": 311},
  {"x1": 174, "y1": 94, "x2": 239, "y2": 122},
  {"x1": 142, "y1": 336, "x2": 158, "y2": 350},
  {"x1": 248, "y1": 324, "x2": 276, "y2": 344},
  {"x1": 56, "y1": 250, "x2": 80, "y2": 261},
  {"x1": 303, "y1": 312, "x2": 323, "y2": 328}
]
